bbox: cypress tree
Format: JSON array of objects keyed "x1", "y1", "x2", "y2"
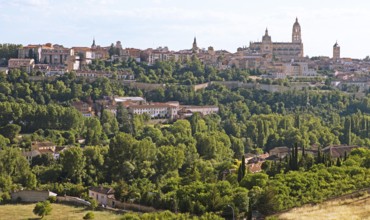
[
  {"x1": 241, "y1": 155, "x2": 246, "y2": 177},
  {"x1": 237, "y1": 156, "x2": 246, "y2": 182},
  {"x1": 295, "y1": 114, "x2": 300, "y2": 129},
  {"x1": 237, "y1": 164, "x2": 243, "y2": 182},
  {"x1": 317, "y1": 147, "x2": 321, "y2": 164},
  {"x1": 336, "y1": 157, "x2": 342, "y2": 167},
  {"x1": 293, "y1": 144, "x2": 299, "y2": 170},
  {"x1": 345, "y1": 117, "x2": 352, "y2": 146},
  {"x1": 288, "y1": 154, "x2": 293, "y2": 171}
]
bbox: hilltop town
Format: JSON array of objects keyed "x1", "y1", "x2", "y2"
[
  {"x1": 3, "y1": 18, "x2": 370, "y2": 99},
  {"x1": 1, "y1": 17, "x2": 370, "y2": 220}
]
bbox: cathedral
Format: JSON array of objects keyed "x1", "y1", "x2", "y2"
[{"x1": 248, "y1": 18, "x2": 304, "y2": 62}]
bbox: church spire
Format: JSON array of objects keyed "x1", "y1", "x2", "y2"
[
  {"x1": 292, "y1": 18, "x2": 302, "y2": 43},
  {"x1": 192, "y1": 36, "x2": 198, "y2": 53},
  {"x1": 91, "y1": 37, "x2": 96, "y2": 48}
]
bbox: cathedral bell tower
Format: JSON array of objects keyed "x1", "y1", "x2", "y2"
[
  {"x1": 333, "y1": 41, "x2": 340, "y2": 61},
  {"x1": 192, "y1": 37, "x2": 199, "y2": 53},
  {"x1": 292, "y1": 17, "x2": 302, "y2": 43},
  {"x1": 262, "y1": 28, "x2": 273, "y2": 55}
]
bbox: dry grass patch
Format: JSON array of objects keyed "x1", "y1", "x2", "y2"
[
  {"x1": 275, "y1": 194, "x2": 370, "y2": 220},
  {"x1": 0, "y1": 203, "x2": 121, "y2": 220}
]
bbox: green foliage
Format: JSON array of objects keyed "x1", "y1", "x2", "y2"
[
  {"x1": 0, "y1": 147, "x2": 35, "y2": 190},
  {"x1": 121, "y1": 213, "x2": 141, "y2": 220},
  {"x1": 0, "y1": 44, "x2": 22, "y2": 65},
  {"x1": 240, "y1": 173, "x2": 269, "y2": 190},
  {"x1": 87, "y1": 198, "x2": 98, "y2": 210},
  {"x1": 84, "y1": 117, "x2": 103, "y2": 145},
  {"x1": 0, "y1": 124, "x2": 21, "y2": 142},
  {"x1": 60, "y1": 147, "x2": 86, "y2": 183},
  {"x1": 33, "y1": 200, "x2": 52, "y2": 218},
  {"x1": 83, "y1": 212, "x2": 95, "y2": 219},
  {"x1": 47, "y1": 196, "x2": 57, "y2": 203},
  {"x1": 3, "y1": 63, "x2": 370, "y2": 219}
]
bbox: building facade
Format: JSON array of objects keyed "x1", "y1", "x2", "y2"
[
  {"x1": 8, "y1": 58, "x2": 35, "y2": 73},
  {"x1": 11, "y1": 190, "x2": 57, "y2": 203},
  {"x1": 248, "y1": 18, "x2": 304, "y2": 62},
  {"x1": 88, "y1": 186, "x2": 115, "y2": 206},
  {"x1": 127, "y1": 101, "x2": 179, "y2": 119}
]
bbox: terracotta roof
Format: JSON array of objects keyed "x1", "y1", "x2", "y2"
[
  {"x1": 269, "y1": 146, "x2": 289, "y2": 154},
  {"x1": 258, "y1": 153, "x2": 270, "y2": 160},
  {"x1": 31, "y1": 141, "x2": 56, "y2": 149},
  {"x1": 245, "y1": 153, "x2": 256, "y2": 159},
  {"x1": 38, "y1": 149, "x2": 54, "y2": 154},
  {"x1": 248, "y1": 161, "x2": 264, "y2": 173},
  {"x1": 89, "y1": 186, "x2": 115, "y2": 195},
  {"x1": 322, "y1": 145, "x2": 359, "y2": 158},
  {"x1": 55, "y1": 146, "x2": 67, "y2": 153},
  {"x1": 128, "y1": 103, "x2": 177, "y2": 109}
]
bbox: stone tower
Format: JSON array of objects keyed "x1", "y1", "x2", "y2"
[
  {"x1": 91, "y1": 37, "x2": 96, "y2": 49},
  {"x1": 192, "y1": 37, "x2": 198, "y2": 53},
  {"x1": 333, "y1": 41, "x2": 340, "y2": 61},
  {"x1": 262, "y1": 28, "x2": 273, "y2": 54},
  {"x1": 292, "y1": 17, "x2": 302, "y2": 43}
]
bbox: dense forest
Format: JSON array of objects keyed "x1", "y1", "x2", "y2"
[{"x1": 0, "y1": 58, "x2": 370, "y2": 219}]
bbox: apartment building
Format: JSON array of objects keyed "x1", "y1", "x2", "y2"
[{"x1": 8, "y1": 58, "x2": 35, "y2": 73}]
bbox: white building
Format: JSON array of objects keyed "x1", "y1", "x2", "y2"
[
  {"x1": 178, "y1": 105, "x2": 219, "y2": 117},
  {"x1": 128, "y1": 101, "x2": 179, "y2": 119},
  {"x1": 114, "y1": 96, "x2": 145, "y2": 104},
  {"x1": 88, "y1": 186, "x2": 115, "y2": 206}
]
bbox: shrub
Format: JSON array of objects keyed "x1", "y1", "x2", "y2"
[
  {"x1": 87, "y1": 197, "x2": 98, "y2": 210},
  {"x1": 83, "y1": 212, "x2": 95, "y2": 219},
  {"x1": 48, "y1": 196, "x2": 57, "y2": 203},
  {"x1": 33, "y1": 200, "x2": 52, "y2": 218}
]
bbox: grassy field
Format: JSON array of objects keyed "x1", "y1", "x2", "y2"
[
  {"x1": 0, "y1": 203, "x2": 122, "y2": 220},
  {"x1": 274, "y1": 193, "x2": 370, "y2": 220}
]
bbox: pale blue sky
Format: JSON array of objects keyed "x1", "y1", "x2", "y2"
[{"x1": 1, "y1": 0, "x2": 370, "y2": 58}]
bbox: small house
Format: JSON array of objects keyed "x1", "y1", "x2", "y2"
[{"x1": 88, "y1": 186, "x2": 115, "y2": 206}]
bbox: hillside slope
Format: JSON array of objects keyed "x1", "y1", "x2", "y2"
[{"x1": 276, "y1": 192, "x2": 370, "y2": 220}]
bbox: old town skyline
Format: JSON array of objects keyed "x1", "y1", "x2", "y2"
[{"x1": 1, "y1": 0, "x2": 370, "y2": 58}]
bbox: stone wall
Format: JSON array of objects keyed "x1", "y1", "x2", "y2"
[{"x1": 11, "y1": 190, "x2": 55, "y2": 203}]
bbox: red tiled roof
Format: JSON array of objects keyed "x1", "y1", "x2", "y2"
[
  {"x1": 89, "y1": 186, "x2": 115, "y2": 195},
  {"x1": 248, "y1": 161, "x2": 264, "y2": 173}
]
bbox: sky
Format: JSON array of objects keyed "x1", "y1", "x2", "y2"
[{"x1": 1, "y1": 0, "x2": 370, "y2": 58}]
